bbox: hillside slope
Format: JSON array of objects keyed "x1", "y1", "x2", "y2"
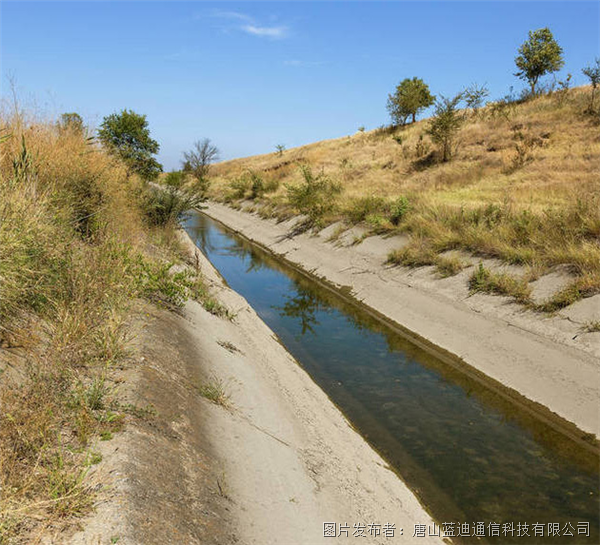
[{"x1": 208, "y1": 87, "x2": 600, "y2": 314}]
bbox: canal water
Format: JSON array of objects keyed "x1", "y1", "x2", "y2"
[{"x1": 183, "y1": 211, "x2": 599, "y2": 544}]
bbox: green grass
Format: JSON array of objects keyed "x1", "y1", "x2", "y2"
[
  {"x1": 468, "y1": 263, "x2": 532, "y2": 305},
  {"x1": 196, "y1": 377, "x2": 230, "y2": 407}
]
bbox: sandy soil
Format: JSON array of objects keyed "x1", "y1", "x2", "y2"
[{"x1": 200, "y1": 202, "x2": 600, "y2": 439}]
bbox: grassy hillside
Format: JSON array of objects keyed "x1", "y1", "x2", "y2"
[
  {"x1": 0, "y1": 111, "x2": 223, "y2": 543},
  {"x1": 208, "y1": 87, "x2": 600, "y2": 311}
]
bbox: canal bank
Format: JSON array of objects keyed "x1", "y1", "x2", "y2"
[
  {"x1": 175, "y1": 223, "x2": 444, "y2": 545},
  {"x1": 182, "y1": 211, "x2": 599, "y2": 545},
  {"x1": 198, "y1": 201, "x2": 600, "y2": 440}
]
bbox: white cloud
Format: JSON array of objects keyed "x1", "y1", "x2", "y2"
[
  {"x1": 241, "y1": 25, "x2": 288, "y2": 39},
  {"x1": 211, "y1": 10, "x2": 253, "y2": 23},
  {"x1": 201, "y1": 10, "x2": 289, "y2": 40}
]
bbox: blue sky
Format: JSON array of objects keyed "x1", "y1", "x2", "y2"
[{"x1": 1, "y1": 1, "x2": 599, "y2": 170}]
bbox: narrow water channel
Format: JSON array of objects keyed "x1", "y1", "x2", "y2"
[{"x1": 184, "y1": 211, "x2": 599, "y2": 544}]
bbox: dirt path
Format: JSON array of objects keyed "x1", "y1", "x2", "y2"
[{"x1": 200, "y1": 202, "x2": 600, "y2": 439}]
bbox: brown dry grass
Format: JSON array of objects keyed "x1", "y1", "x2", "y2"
[
  {"x1": 209, "y1": 87, "x2": 600, "y2": 310},
  {"x1": 0, "y1": 109, "x2": 213, "y2": 543}
]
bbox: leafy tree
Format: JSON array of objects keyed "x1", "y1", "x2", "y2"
[
  {"x1": 98, "y1": 109, "x2": 162, "y2": 180},
  {"x1": 463, "y1": 84, "x2": 489, "y2": 114},
  {"x1": 387, "y1": 77, "x2": 435, "y2": 125},
  {"x1": 427, "y1": 93, "x2": 465, "y2": 162},
  {"x1": 582, "y1": 58, "x2": 600, "y2": 112},
  {"x1": 58, "y1": 112, "x2": 84, "y2": 135},
  {"x1": 182, "y1": 138, "x2": 220, "y2": 197},
  {"x1": 275, "y1": 144, "x2": 286, "y2": 156},
  {"x1": 514, "y1": 28, "x2": 564, "y2": 95}
]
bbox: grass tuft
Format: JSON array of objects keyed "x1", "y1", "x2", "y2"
[
  {"x1": 468, "y1": 263, "x2": 532, "y2": 304},
  {"x1": 196, "y1": 377, "x2": 230, "y2": 406}
]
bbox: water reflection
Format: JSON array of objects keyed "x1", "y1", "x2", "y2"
[
  {"x1": 184, "y1": 211, "x2": 599, "y2": 544},
  {"x1": 276, "y1": 289, "x2": 326, "y2": 336}
]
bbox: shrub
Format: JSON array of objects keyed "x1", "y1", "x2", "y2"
[
  {"x1": 285, "y1": 165, "x2": 342, "y2": 224},
  {"x1": 507, "y1": 126, "x2": 543, "y2": 173},
  {"x1": 164, "y1": 170, "x2": 185, "y2": 189},
  {"x1": 139, "y1": 185, "x2": 201, "y2": 226},
  {"x1": 249, "y1": 171, "x2": 265, "y2": 199},
  {"x1": 427, "y1": 93, "x2": 465, "y2": 162},
  {"x1": 582, "y1": 58, "x2": 600, "y2": 113},
  {"x1": 389, "y1": 196, "x2": 410, "y2": 225},
  {"x1": 464, "y1": 84, "x2": 489, "y2": 115},
  {"x1": 347, "y1": 196, "x2": 386, "y2": 223},
  {"x1": 414, "y1": 134, "x2": 431, "y2": 158},
  {"x1": 226, "y1": 176, "x2": 251, "y2": 201}
]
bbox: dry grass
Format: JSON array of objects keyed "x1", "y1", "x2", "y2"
[
  {"x1": 209, "y1": 87, "x2": 600, "y2": 309},
  {"x1": 0, "y1": 110, "x2": 215, "y2": 543}
]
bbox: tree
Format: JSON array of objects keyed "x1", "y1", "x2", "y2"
[
  {"x1": 463, "y1": 84, "x2": 489, "y2": 115},
  {"x1": 58, "y1": 112, "x2": 84, "y2": 135},
  {"x1": 427, "y1": 93, "x2": 465, "y2": 162},
  {"x1": 514, "y1": 28, "x2": 564, "y2": 95},
  {"x1": 582, "y1": 58, "x2": 600, "y2": 112},
  {"x1": 182, "y1": 138, "x2": 220, "y2": 197},
  {"x1": 98, "y1": 109, "x2": 162, "y2": 180},
  {"x1": 387, "y1": 77, "x2": 435, "y2": 125}
]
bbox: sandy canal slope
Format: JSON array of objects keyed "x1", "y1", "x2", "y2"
[{"x1": 200, "y1": 202, "x2": 600, "y2": 439}]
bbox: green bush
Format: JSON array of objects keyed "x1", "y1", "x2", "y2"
[
  {"x1": 427, "y1": 93, "x2": 466, "y2": 162},
  {"x1": 389, "y1": 196, "x2": 410, "y2": 225},
  {"x1": 139, "y1": 185, "x2": 201, "y2": 226},
  {"x1": 226, "y1": 176, "x2": 251, "y2": 201},
  {"x1": 285, "y1": 165, "x2": 342, "y2": 224},
  {"x1": 249, "y1": 171, "x2": 265, "y2": 199},
  {"x1": 164, "y1": 170, "x2": 184, "y2": 189}
]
